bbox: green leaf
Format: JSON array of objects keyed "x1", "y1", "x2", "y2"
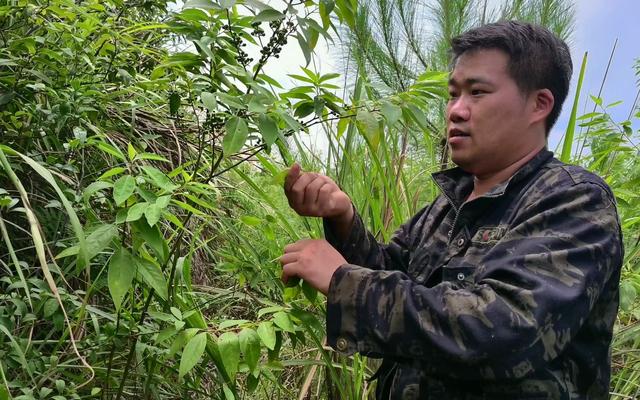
[
  {"x1": 127, "y1": 143, "x2": 137, "y2": 161},
  {"x1": 253, "y1": 9, "x2": 285, "y2": 23},
  {"x1": 223, "y1": 116, "x2": 249, "y2": 155},
  {"x1": 239, "y1": 328, "x2": 260, "y2": 373},
  {"x1": 336, "y1": 116, "x2": 350, "y2": 139},
  {"x1": 83, "y1": 181, "x2": 113, "y2": 203},
  {"x1": 141, "y1": 166, "x2": 179, "y2": 192},
  {"x1": 99, "y1": 167, "x2": 127, "y2": 180},
  {"x1": 356, "y1": 109, "x2": 382, "y2": 150},
  {"x1": 620, "y1": 280, "x2": 637, "y2": 312},
  {"x1": 43, "y1": 298, "x2": 59, "y2": 318},
  {"x1": 145, "y1": 204, "x2": 163, "y2": 226},
  {"x1": 273, "y1": 311, "x2": 294, "y2": 333},
  {"x1": 257, "y1": 321, "x2": 276, "y2": 350},
  {"x1": 134, "y1": 153, "x2": 171, "y2": 162},
  {"x1": 108, "y1": 247, "x2": 136, "y2": 310},
  {"x1": 132, "y1": 220, "x2": 168, "y2": 264},
  {"x1": 201, "y1": 91, "x2": 217, "y2": 111},
  {"x1": 301, "y1": 281, "x2": 318, "y2": 303},
  {"x1": 156, "y1": 195, "x2": 172, "y2": 209},
  {"x1": 294, "y1": 100, "x2": 314, "y2": 118},
  {"x1": 217, "y1": 332, "x2": 240, "y2": 380},
  {"x1": 86, "y1": 224, "x2": 118, "y2": 260},
  {"x1": 257, "y1": 114, "x2": 279, "y2": 145},
  {"x1": 296, "y1": 34, "x2": 311, "y2": 66},
  {"x1": 379, "y1": 100, "x2": 402, "y2": 126},
  {"x1": 135, "y1": 257, "x2": 168, "y2": 300},
  {"x1": 240, "y1": 215, "x2": 261, "y2": 226},
  {"x1": 179, "y1": 332, "x2": 207, "y2": 378},
  {"x1": 113, "y1": 175, "x2": 136, "y2": 206},
  {"x1": 222, "y1": 384, "x2": 235, "y2": 400},
  {"x1": 126, "y1": 203, "x2": 148, "y2": 222}
]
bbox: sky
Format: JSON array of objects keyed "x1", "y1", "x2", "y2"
[
  {"x1": 258, "y1": 0, "x2": 640, "y2": 156},
  {"x1": 549, "y1": 0, "x2": 640, "y2": 151}
]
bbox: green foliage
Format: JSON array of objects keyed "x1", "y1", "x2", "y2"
[{"x1": 0, "y1": 0, "x2": 638, "y2": 399}]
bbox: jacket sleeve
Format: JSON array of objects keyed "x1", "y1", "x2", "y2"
[
  {"x1": 325, "y1": 181, "x2": 623, "y2": 380},
  {"x1": 323, "y1": 204, "x2": 431, "y2": 274}
]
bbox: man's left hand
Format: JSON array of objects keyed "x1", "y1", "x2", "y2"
[{"x1": 280, "y1": 239, "x2": 347, "y2": 295}]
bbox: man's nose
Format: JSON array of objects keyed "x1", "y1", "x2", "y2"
[{"x1": 447, "y1": 97, "x2": 471, "y2": 123}]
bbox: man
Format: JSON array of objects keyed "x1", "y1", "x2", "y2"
[{"x1": 280, "y1": 21, "x2": 623, "y2": 399}]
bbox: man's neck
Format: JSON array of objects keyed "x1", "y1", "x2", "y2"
[{"x1": 467, "y1": 145, "x2": 545, "y2": 202}]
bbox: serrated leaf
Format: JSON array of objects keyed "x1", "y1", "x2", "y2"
[
  {"x1": 201, "y1": 91, "x2": 217, "y2": 111},
  {"x1": 273, "y1": 311, "x2": 294, "y2": 332},
  {"x1": 113, "y1": 175, "x2": 136, "y2": 206},
  {"x1": 257, "y1": 321, "x2": 276, "y2": 350},
  {"x1": 179, "y1": 332, "x2": 207, "y2": 378},
  {"x1": 135, "y1": 257, "x2": 168, "y2": 300},
  {"x1": 239, "y1": 328, "x2": 260, "y2": 373},
  {"x1": 108, "y1": 247, "x2": 135, "y2": 310},
  {"x1": 223, "y1": 116, "x2": 249, "y2": 155},
  {"x1": 218, "y1": 332, "x2": 240, "y2": 380}
]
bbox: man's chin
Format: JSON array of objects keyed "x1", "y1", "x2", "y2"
[{"x1": 450, "y1": 153, "x2": 475, "y2": 172}]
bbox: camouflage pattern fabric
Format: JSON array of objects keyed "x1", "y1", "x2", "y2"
[{"x1": 324, "y1": 149, "x2": 623, "y2": 400}]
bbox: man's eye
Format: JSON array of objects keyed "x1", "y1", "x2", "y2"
[
  {"x1": 471, "y1": 89, "x2": 486, "y2": 96},
  {"x1": 448, "y1": 93, "x2": 458, "y2": 99}
]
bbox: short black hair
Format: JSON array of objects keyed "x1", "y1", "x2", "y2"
[{"x1": 450, "y1": 21, "x2": 573, "y2": 136}]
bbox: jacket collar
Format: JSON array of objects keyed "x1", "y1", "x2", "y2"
[{"x1": 431, "y1": 148, "x2": 554, "y2": 208}]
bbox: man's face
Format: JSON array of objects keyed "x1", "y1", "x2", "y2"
[{"x1": 447, "y1": 49, "x2": 539, "y2": 176}]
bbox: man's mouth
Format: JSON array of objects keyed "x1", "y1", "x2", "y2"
[{"x1": 448, "y1": 129, "x2": 470, "y2": 139}]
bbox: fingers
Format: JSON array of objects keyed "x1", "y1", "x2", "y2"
[
  {"x1": 283, "y1": 238, "x2": 313, "y2": 254},
  {"x1": 304, "y1": 175, "x2": 330, "y2": 207},
  {"x1": 284, "y1": 163, "x2": 301, "y2": 192},
  {"x1": 281, "y1": 262, "x2": 300, "y2": 284}
]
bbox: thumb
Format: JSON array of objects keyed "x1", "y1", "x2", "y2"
[{"x1": 284, "y1": 162, "x2": 301, "y2": 191}]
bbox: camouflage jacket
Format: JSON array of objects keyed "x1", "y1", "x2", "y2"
[{"x1": 324, "y1": 149, "x2": 623, "y2": 400}]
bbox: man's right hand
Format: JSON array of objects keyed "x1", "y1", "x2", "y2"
[{"x1": 284, "y1": 163, "x2": 353, "y2": 224}]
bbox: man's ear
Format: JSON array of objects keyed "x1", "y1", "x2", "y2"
[{"x1": 530, "y1": 88, "x2": 554, "y2": 125}]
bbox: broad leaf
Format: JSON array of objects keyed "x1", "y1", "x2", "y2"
[
  {"x1": 253, "y1": 9, "x2": 284, "y2": 23},
  {"x1": 179, "y1": 332, "x2": 207, "y2": 378},
  {"x1": 217, "y1": 332, "x2": 240, "y2": 380},
  {"x1": 113, "y1": 175, "x2": 136, "y2": 206},
  {"x1": 141, "y1": 166, "x2": 179, "y2": 192},
  {"x1": 273, "y1": 311, "x2": 294, "y2": 333},
  {"x1": 257, "y1": 114, "x2": 279, "y2": 146},
  {"x1": 108, "y1": 247, "x2": 135, "y2": 310},
  {"x1": 126, "y1": 203, "x2": 148, "y2": 222},
  {"x1": 135, "y1": 257, "x2": 168, "y2": 300},
  {"x1": 144, "y1": 203, "x2": 163, "y2": 226},
  {"x1": 257, "y1": 321, "x2": 276, "y2": 350},
  {"x1": 223, "y1": 116, "x2": 249, "y2": 155},
  {"x1": 86, "y1": 224, "x2": 118, "y2": 260},
  {"x1": 239, "y1": 328, "x2": 260, "y2": 373},
  {"x1": 201, "y1": 91, "x2": 217, "y2": 111}
]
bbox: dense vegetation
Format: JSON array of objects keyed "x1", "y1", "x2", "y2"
[{"x1": 0, "y1": 0, "x2": 638, "y2": 399}]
